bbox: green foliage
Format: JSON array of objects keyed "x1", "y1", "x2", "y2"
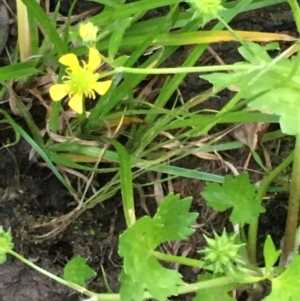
[
  {"x1": 194, "y1": 274, "x2": 235, "y2": 301},
  {"x1": 202, "y1": 42, "x2": 300, "y2": 136},
  {"x1": 118, "y1": 194, "x2": 198, "y2": 301},
  {"x1": 201, "y1": 173, "x2": 265, "y2": 226},
  {"x1": 63, "y1": 256, "x2": 96, "y2": 287},
  {"x1": 0, "y1": 227, "x2": 13, "y2": 264},
  {"x1": 264, "y1": 255, "x2": 300, "y2": 301},
  {"x1": 249, "y1": 86, "x2": 300, "y2": 136},
  {"x1": 199, "y1": 230, "x2": 246, "y2": 274},
  {"x1": 109, "y1": 17, "x2": 132, "y2": 59},
  {"x1": 263, "y1": 235, "x2": 281, "y2": 274},
  {"x1": 0, "y1": 61, "x2": 38, "y2": 81},
  {"x1": 4, "y1": 0, "x2": 300, "y2": 300},
  {"x1": 109, "y1": 139, "x2": 135, "y2": 227},
  {"x1": 20, "y1": 0, "x2": 66, "y2": 55}
]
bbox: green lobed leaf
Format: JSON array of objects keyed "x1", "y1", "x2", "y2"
[
  {"x1": 263, "y1": 235, "x2": 281, "y2": 272},
  {"x1": 119, "y1": 194, "x2": 198, "y2": 301},
  {"x1": 119, "y1": 216, "x2": 183, "y2": 301},
  {"x1": 63, "y1": 256, "x2": 96, "y2": 287},
  {"x1": 263, "y1": 254, "x2": 300, "y2": 301},
  {"x1": 154, "y1": 194, "x2": 198, "y2": 241},
  {"x1": 201, "y1": 174, "x2": 265, "y2": 226},
  {"x1": 249, "y1": 86, "x2": 300, "y2": 136},
  {"x1": 201, "y1": 70, "x2": 245, "y2": 91},
  {"x1": 202, "y1": 42, "x2": 300, "y2": 136},
  {"x1": 119, "y1": 271, "x2": 145, "y2": 301},
  {"x1": 238, "y1": 42, "x2": 273, "y2": 64}
]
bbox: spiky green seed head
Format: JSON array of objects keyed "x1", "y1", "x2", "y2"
[{"x1": 199, "y1": 229, "x2": 245, "y2": 274}]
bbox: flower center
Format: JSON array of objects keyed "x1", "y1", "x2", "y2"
[{"x1": 65, "y1": 65, "x2": 99, "y2": 98}]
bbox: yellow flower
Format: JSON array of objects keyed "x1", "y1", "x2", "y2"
[
  {"x1": 79, "y1": 22, "x2": 98, "y2": 43},
  {"x1": 49, "y1": 48, "x2": 112, "y2": 114}
]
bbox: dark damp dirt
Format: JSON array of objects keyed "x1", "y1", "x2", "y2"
[
  {"x1": 0, "y1": 130, "x2": 124, "y2": 301},
  {"x1": 0, "y1": 0, "x2": 296, "y2": 300}
]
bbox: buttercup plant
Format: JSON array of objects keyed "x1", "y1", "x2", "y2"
[{"x1": 3, "y1": 0, "x2": 300, "y2": 300}]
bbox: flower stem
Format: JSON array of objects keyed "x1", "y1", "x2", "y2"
[
  {"x1": 114, "y1": 63, "x2": 254, "y2": 75},
  {"x1": 247, "y1": 151, "x2": 294, "y2": 264},
  {"x1": 281, "y1": 135, "x2": 300, "y2": 265}
]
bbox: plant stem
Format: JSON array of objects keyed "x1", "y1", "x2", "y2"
[
  {"x1": 247, "y1": 151, "x2": 294, "y2": 264},
  {"x1": 281, "y1": 135, "x2": 300, "y2": 265},
  {"x1": 9, "y1": 248, "x2": 262, "y2": 301},
  {"x1": 8, "y1": 249, "x2": 96, "y2": 298},
  {"x1": 288, "y1": 0, "x2": 300, "y2": 33},
  {"x1": 217, "y1": 16, "x2": 247, "y2": 48},
  {"x1": 114, "y1": 63, "x2": 254, "y2": 75},
  {"x1": 153, "y1": 251, "x2": 205, "y2": 268},
  {"x1": 84, "y1": 276, "x2": 240, "y2": 301}
]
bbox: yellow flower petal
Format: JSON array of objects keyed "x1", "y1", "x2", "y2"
[
  {"x1": 92, "y1": 80, "x2": 112, "y2": 95},
  {"x1": 59, "y1": 53, "x2": 80, "y2": 69},
  {"x1": 68, "y1": 93, "x2": 84, "y2": 114},
  {"x1": 87, "y1": 48, "x2": 101, "y2": 72},
  {"x1": 49, "y1": 84, "x2": 71, "y2": 101}
]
